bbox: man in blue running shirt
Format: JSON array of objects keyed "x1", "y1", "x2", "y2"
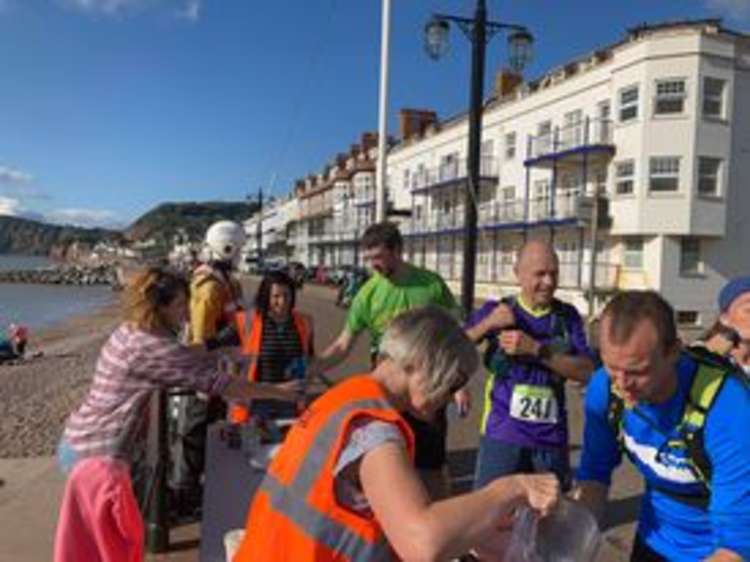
[{"x1": 574, "y1": 291, "x2": 750, "y2": 561}]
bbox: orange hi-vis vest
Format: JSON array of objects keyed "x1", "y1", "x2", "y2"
[
  {"x1": 232, "y1": 376, "x2": 415, "y2": 562},
  {"x1": 229, "y1": 309, "x2": 312, "y2": 423}
]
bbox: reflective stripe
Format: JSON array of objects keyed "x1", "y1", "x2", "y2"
[
  {"x1": 262, "y1": 470, "x2": 393, "y2": 561},
  {"x1": 292, "y1": 398, "x2": 392, "y2": 494},
  {"x1": 479, "y1": 373, "x2": 495, "y2": 435}
]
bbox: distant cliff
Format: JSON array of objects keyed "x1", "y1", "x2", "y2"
[
  {"x1": 0, "y1": 201, "x2": 259, "y2": 258},
  {"x1": 125, "y1": 201, "x2": 258, "y2": 244},
  {"x1": 0, "y1": 215, "x2": 122, "y2": 257}
]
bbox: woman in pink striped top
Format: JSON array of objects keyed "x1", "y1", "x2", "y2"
[{"x1": 54, "y1": 267, "x2": 300, "y2": 561}]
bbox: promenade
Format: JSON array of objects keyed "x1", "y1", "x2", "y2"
[{"x1": 0, "y1": 277, "x2": 640, "y2": 561}]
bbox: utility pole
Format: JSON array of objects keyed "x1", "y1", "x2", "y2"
[
  {"x1": 375, "y1": 0, "x2": 391, "y2": 222},
  {"x1": 256, "y1": 186, "x2": 264, "y2": 268},
  {"x1": 586, "y1": 185, "x2": 600, "y2": 341},
  {"x1": 425, "y1": 2, "x2": 533, "y2": 317}
]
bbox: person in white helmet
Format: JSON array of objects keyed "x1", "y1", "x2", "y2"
[{"x1": 169, "y1": 220, "x2": 247, "y2": 517}]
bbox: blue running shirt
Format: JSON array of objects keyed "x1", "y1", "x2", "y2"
[{"x1": 577, "y1": 353, "x2": 750, "y2": 561}]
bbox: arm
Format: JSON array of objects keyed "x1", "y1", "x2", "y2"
[
  {"x1": 704, "y1": 551, "x2": 744, "y2": 562},
  {"x1": 133, "y1": 337, "x2": 301, "y2": 402},
  {"x1": 465, "y1": 301, "x2": 514, "y2": 343},
  {"x1": 499, "y1": 331, "x2": 594, "y2": 383},
  {"x1": 307, "y1": 328, "x2": 358, "y2": 378},
  {"x1": 570, "y1": 370, "x2": 621, "y2": 526},
  {"x1": 704, "y1": 376, "x2": 750, "y2": 560},
  {"x1": 360, "y1": 442, "x2": 559, "y2": 562},
  {"x1": 221, "y1": 377, "x2": 302, "y2": 403},
  {"x1": 189, "y1": 281, "x2": 224, "y2": 344}
]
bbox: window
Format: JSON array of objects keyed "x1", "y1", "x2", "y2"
[
  {"x1": 698, "y1": 157, "x2": 722, "y2": 196},
  {"x1": 505, "y1": 132, "x2": 516, "y2": 160},
  {"x1": 439, "y1": 152, "x2": 459, "y2": 181},
  {"x1": 502, "y1": 186, "x2": 516, "y2": 201},
  {"x1": 537, "y1": 120, "x2": 552, "y2": 154},
  {"x1": 680, "y1": 238, "x2": 702, "y2": 275},
  {"x1": 623, "y1": 238, "x2": 643, "y2": 269},
  {"x1": 481, "y1": 139, "x2": 495, "y2": 175},
  {"x1": 654, "y1": 79, "x2": 687, "y2": 115},
  {"x1": 615, "y1": 160, "x2": 635, "y2": 195},
  {"x1": 403, "y1": 169, "x2": 410, "y2": 190},
  {"x1": 676, "y1": 310, "x2": 700, "y2": 327},
  {"x1": 649, "y1": 157, "x2": 680, "y2": 192},
  {"x1": 703, "y1": 77, "x2": 725, "y2": 119},
  {"x1": 619, "y1": 85, "x2": 639, "y2": 122}
]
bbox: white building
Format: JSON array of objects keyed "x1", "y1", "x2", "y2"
[
  {"x1": 256, "y1": 19, "x2": 749, "y2": 333},
  {"x1": 382, "y1": 19, "x2": 750, "y2": 331}
]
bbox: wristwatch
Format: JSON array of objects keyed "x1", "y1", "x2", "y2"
[{"x1": 537, "y1": 343, "x2": 554, "y2": 361}]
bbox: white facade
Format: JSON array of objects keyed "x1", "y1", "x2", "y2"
[
  {"x1": 251, "y1": 21, "x2": 750, "y2": 332},
  {"x1": 385, "y1": 20, "x2": 750, "y2": 330}
]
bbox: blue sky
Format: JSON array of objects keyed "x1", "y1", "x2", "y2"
[{"x1": 0, "y1": 0, "x2": 748, "y2": 229}]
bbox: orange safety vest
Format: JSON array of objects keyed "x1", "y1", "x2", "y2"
[
  {"x1": 233, "y1": 375, "x2": 415, "y2": 562},
  {"x1": 229, "y1": 309, "x2": 312, "y2": 423}
]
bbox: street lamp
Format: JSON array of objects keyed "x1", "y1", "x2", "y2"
[{"x1": 425, "y1": 0, "x2": 533, "y2": 316}]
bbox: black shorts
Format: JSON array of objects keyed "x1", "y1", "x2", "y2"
[{"x1": 402, "y1": 407, "x2": 447, "y2": 470}]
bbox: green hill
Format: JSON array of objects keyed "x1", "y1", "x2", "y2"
[
  {"x1": 125, "y1": 201, "x2": 258, "y2": 245},
  {"x1": 0, "y1": 215, "x2": 122, "y2": 256}
]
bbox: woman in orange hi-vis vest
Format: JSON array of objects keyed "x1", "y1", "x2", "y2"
[
  {"x1": 231, "y1": 270, "x2": 315, "y2": 423},
  {"x1": 232, "y1": 306, "x2": 560, "y2": 562}
]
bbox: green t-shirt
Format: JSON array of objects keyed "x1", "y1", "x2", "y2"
[{"x1": 345, "y1": 265, "x2": 459, "y2": 354}]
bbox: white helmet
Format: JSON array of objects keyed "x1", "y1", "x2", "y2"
[{"x1": 204, "y1": 220, "x2": 246, "y2": 264}]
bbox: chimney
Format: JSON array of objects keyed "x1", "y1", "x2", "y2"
[
  {"x1": 361, "y1": 132, "x2": 378, "y2": 150},
  {"x1": 398, "y1": 108, "x2": 438, "y2": 140},
  {"x1": 494, "y1": 69, "x2": 523, "y2": 98}
]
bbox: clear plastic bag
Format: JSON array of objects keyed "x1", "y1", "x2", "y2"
[{"x1": 504, "y1": 499, "x2": 601, "y2": 562}]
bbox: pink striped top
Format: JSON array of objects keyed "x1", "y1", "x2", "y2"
[{"x1": 63, "y1": 323, "x2": 230, "y2": 463}]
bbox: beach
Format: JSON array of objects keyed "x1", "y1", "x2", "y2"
[{"x1": 0, "y1": 300, "x2": 121, "y2": 458}]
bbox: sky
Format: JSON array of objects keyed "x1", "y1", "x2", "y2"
[{"x1": 0, "y1": 0, "x2": 748, "y2": 230}]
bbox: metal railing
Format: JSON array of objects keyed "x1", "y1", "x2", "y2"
[
  {"x1": 411, "y1": 156, "x2": 498, "y2": 191},
  {"x1": 527, "y1": 117, "x2": 613, "y2": 160}
]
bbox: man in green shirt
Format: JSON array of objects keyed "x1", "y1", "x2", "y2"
[{"x1": 309, "y1": 222, "x2": 470, "y2": 499}]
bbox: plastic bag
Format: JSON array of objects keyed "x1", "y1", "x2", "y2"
[{"x1": 504, "y1": 499, "x2": 601, "y2": 562}]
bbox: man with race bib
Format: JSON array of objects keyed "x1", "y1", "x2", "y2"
[{"x1": 465, "y1": 239, "x2": 595, "y2": 490}]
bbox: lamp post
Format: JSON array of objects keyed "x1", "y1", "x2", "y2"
[{"x1": 425, "y1": 0, "x2": 533, "y2": 316}]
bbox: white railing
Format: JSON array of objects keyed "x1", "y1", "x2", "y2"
[{"x1": 527, "y1": 117, "x2": 613, "y2": 159}]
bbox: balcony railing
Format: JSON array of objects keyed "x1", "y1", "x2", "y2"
[
  {"x1": 411, "y1": 157, "x2": 498, "y2": 192},
  {"x1": 527, "y1": 117, "x2": 613, "y2": 160}
]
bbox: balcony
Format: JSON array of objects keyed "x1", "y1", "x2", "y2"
[
  {"x1": 404, "y1": 211, "x2": 466, "y2": 236},
  {"x1": 558, "y1": 260, "x2": 619, "y2": 291},
  {"x1": 525, "y1": 117, "x2": 615, "y2": 169},
  {"x1": 476, "y1": 189, "x2": 602, "y2": 229},
  {"x1": 411, "y1": 157, "x2": 498, "y2": 195}
]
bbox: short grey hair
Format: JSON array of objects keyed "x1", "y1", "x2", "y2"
[{"x1": 379, "y1": 306, "x2": 480, "y2": 400}]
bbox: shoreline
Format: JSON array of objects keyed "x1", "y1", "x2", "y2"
[{"x1": 0, "y1": 300, "x2": 122, "y2": 458}]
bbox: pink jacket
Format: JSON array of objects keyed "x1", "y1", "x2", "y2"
[{"x1": 54, "y1": 457, "x2": 143, "y2": 562}]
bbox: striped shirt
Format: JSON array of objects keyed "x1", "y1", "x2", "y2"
[
  {"x1": 256, "y1": 316, "x2": 304, "y2": 383},
  {"x1": 63, "y1": 323, "x2": 230, "y2": 464}
]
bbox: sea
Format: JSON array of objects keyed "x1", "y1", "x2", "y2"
[{"x1": 0, "y1": 255, "x2": 114, "y2": 331}]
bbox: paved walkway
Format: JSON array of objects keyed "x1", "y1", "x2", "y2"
[{"x1": 0, "y1": 278, "x2": 639, "y2": 561}]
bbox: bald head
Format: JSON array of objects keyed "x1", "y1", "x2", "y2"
[
  {"x1": 516, "y1": 239, "x2": 558, "y2": 268},
  {"x1": 514, "y1": 239, "x2": 559, "y2": 308}
]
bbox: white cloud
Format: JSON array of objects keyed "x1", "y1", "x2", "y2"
[
  {"x1": 47, "y1": 208, "x2": 123, "y2": 229},
  {"x1": 62, "y1": 0, "x2": 145, "y2": 15},
  {"x1": 61, "y1": 0, "x2": 201, "y2": 20},
  {"x1": 706, "y1": 0, "x2": 750, "y2": 22},
  {"x1": 177, "y1": 0, "x2": 200, "y2": 21},
  {"x1": 0, "y1": 196, "x2": 22, "y2": 216},
  {"x1": 0, "y1": 165, "x2": 33, "y2": 185}
]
